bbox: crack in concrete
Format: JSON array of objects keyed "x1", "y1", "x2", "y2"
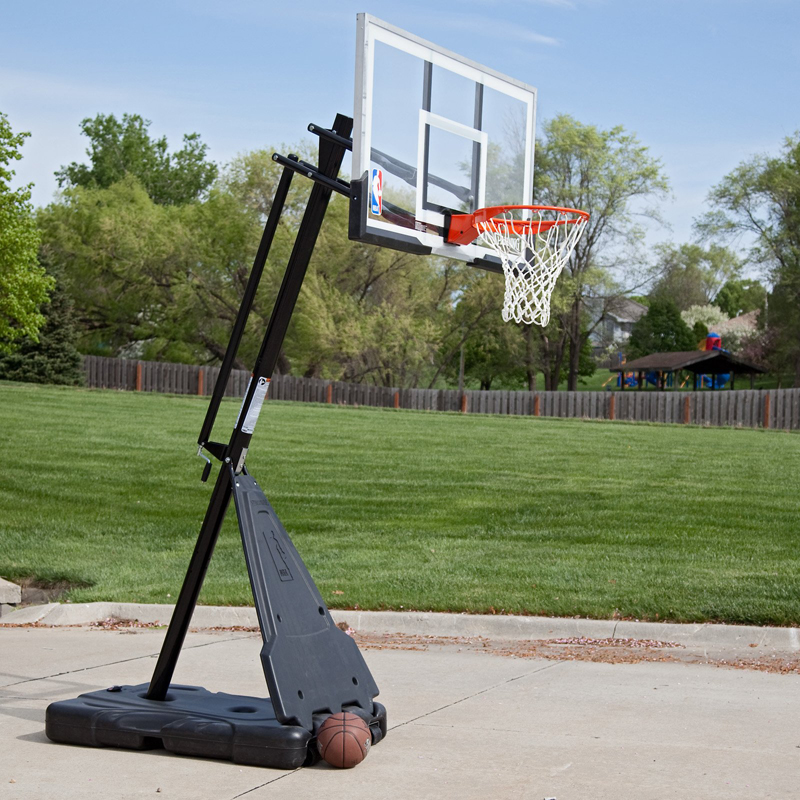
[
  {"x1": 228, "y1": 769, "x2": 301, "y2": 799},
  {"x1": 1, "y1": 633, "x2": 255, "y2": 688},
  {"x1": 219, "y1": 663, "x2": 567, "y2": 795},
  {"x1": 388, "y1": 659, "x2": 564, "y2": 731}
]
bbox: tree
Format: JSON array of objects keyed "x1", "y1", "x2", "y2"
[
  {"x1": 681, "y1": 304, "x2": 729, "y2": 333},
  {"x1": 0, "y1": 112, "x2": 54, "y2": 354},
  {"x1": 697, "y1": 132, "x2": 800, "y2": 384},
  {"x1": 40, "y1": 146, "x2": 460, "y2": 384},
  {"x1": 715, "y1": 278, "x2": 767, "y2": 318},
  {"x1": 37, "y1": 176, "x2": 199, "y2": 359},
  {"x1": 626, "y1": 299, "x2": 696, "y2": 359},
  {"x1": 461, "y1": 308, "x2": 524, "y2": 390},
  {"x1": 429, "y1": 270, "x2": 508, "y2": 389},
  {"x1": 648, "y1": 243, "x2": 741, "y2": 311},
  {"x1": 534, "y1": 115, "x2": 670, "y2": 389},
  {"x1": 56, "y1": 113, "x2": 217, "y2": 205},
  {"x1": 0, "y1": 266, "x2": 83, "y2": 385},
  {"x1": 290, "y1": 195, "x2": 453, "y2": 387}
]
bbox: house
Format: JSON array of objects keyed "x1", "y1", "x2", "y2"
[
  {"x1": 590, "y1": 297, "x2": 648, "y2": 348},
  {"x1": 713, "y1": 308, "x2": 760, "y2": 337}
]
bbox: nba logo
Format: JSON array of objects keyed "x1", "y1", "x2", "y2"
[{"x1": 370, "y1": 168, "x2": 382, "y2": 215}]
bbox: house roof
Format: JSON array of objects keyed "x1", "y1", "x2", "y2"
[
  {"x1": 714, "y1": 309, "x2": 760, "y2": 334},
  {"x1": 606, "y1": 297, "x2": 648, "y2": 324},
  {"x1": 609, "y1": 349, "x2": 766, "y2": 374}
]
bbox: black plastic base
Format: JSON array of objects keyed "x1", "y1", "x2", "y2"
[{"x1": 46, "y1": 684, "x2": 387, "y2": 770}]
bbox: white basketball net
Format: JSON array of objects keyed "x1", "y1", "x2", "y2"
[{"x1": 477, "y1": 209, "x2": 588, "y2": 327}]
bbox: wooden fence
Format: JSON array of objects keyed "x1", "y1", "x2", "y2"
[{"x1": 82, "y1": 356, "x2": 800, "y2": 431}]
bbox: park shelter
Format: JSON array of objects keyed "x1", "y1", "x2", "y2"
[{"x1": 610, "y1": 350, "x2": 766, "y2": 390}]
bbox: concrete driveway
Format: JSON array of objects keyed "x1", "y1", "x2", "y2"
[{"x1": 1, "y1": 614, "x2": 798, "y2": 799}]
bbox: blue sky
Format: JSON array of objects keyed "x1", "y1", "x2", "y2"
[{"x1": 3, "y1": 0, "x2": 799, "y2": 250}]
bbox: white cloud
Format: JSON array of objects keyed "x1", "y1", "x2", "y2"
[{"x1": 439, "y1": 16, "x2": 560, "y2": 47}]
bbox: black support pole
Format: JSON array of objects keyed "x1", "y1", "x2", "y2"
[
  {"x1": 147, "y1": 113, "x2": 353, "y2": 701},
  {"x1": 197, "y1": 164, "x2": 296, "y2": 451}
]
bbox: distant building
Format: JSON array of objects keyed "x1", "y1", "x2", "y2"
[
  {"x1": 714, "y1": 308, "x2": 760, "y2": 337},
  {"x1": 589, "y1": 297, "x2": 648, "y2": 348}
]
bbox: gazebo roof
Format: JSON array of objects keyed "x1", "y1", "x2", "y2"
[{"x1": 610, "y1": 350, "x2": 765, "y2": 375}]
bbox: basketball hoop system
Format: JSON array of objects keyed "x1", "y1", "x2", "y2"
[{"x1": 447, "y1": 205, "x2": 590, "y2": 327}]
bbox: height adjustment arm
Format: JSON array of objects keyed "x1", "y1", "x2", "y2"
[
  {"x1": 307, "y1": 123, "x2": 353, "y2": 152},
  {"x1": 271, "y1": 153, "x2": 351, "y2": 198}
]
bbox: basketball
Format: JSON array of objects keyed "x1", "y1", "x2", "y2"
[{"x1": 316, "y1": 712, "x2": 372, "y2": 768}]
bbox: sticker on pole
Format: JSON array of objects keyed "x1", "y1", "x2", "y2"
[
  {"x1": 235, "y1": 377, "x2": 271, "y2": 434},
  {"x1": 370, "y1": 168, "x2": 382, "y2": 216}
]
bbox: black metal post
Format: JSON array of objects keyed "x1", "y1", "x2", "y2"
[
  {"x1": 147, "y1": 113, "x2": 353, "y2": 701},
  {"x1": 197, "y1": 164, "x2": 296, "y2": 452}
]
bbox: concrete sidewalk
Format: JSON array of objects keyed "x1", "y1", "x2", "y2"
[
  {"x1": 3, "y1": 600, "x2": 800, "y2": 654},
  {"x1": 1, "y1": 619, "x2": 798, "y2": 799}
]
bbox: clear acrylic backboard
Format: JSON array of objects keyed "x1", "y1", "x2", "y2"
[{"x1": 349, "y1": 14, "x2": 537, "y2": 270}]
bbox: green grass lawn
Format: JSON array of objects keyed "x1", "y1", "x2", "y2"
[{"x1": 1, "y1": 381, "x2": 798, "y2": 625}]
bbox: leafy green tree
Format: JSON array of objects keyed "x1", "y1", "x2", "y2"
[
  {"x1": 38, "y1": 176, "x2": 198, "y2": 359},
  {"x1": 691, "y1": 321, "x2": 708, "y2": 343},
  {"x1": 714, "y1": 278, "x2": 767, "y2": 318},
  {"x1": 219, "y1": 146, "x2": 316, "y2": 222},
  {"x1": 428, "y1": 269, "x2": 506, "y2": 388},
  {"x1": 627, "y1": 299, "x2": 696, "y2": 359},
  {"x1": 461, "y1": 307, "x2": 524, "y2": 390},
  {"x1": 42, "y1": 146, "x2": 459, "y2": 384},
  {"x1": 0, "y1": 112, "x2": 54, "y2": 353},
  {"x1": 535, "y1": 115, "x2": 670, "y2": 389},
  {"x1": 762, "y1": 281, "x2": 800, "y2": 384},
  {"x1": 648, "y1": 243, "x2": 741, "y2": 311},
  {"x1": 290, "y1": 195, "x2": 452, "y2": 387},
  {"x1": 698, "y1": 132, "x2": 800, "y2": 384},
  {"x1": 56, "y1": 113, "x2": 217, "y2": 205},
  {"x1": 0, "y1": 266, "x2": 83, "y2": 385}
]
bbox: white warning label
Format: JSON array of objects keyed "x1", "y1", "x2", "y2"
[{"x1": 236, "y1": 377, "x2": 270, "y2": 434}]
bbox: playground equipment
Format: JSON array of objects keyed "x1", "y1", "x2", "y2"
[{"x1": 699, "y1": 331, "x2": 731, "y2": 389}]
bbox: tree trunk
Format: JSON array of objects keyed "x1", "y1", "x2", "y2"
[
  {"x1": 549, "y1": 341, "x2": 565, "y2": 391},
  {"x1": 539, "y1": 332, "x2": 565, "y2": 391},
  {"x1": 523, "y1": 324, "x2": 537, "y2": 391},
  {"x1": 276, "y1": 350, "x2": 291, "y2": 376},
  {"x1": 566, "y1": 298, "x2": 582, "y2": 391}
]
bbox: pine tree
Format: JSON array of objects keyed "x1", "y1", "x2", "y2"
[
  {"x1": 0, "y1": 269, "x2": 83, "y2": 385},
  {"x1": 627, "y1": 299, "x2": 697, "y2": 359}
]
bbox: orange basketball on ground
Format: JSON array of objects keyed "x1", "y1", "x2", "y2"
[{"x1": 316, "y1": 712, "x2": 371, "y2": 768}]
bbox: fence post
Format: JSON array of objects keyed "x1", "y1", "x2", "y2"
[
  {"x1": 461, "y1": 393, "x2": 468, "y2": 414},
  {"x1": 683, "y1": 395, "x2": 691, "y2": 425},
  {"x1": 393, "y1": 391, "x2": 399, "y2": 409},
  {"x1": 136, "y1": 362, "x2": 142, "y2": 392},
  {"x1": 326, "y1": 383, "x2": 332, "y2": 404},
  {"x1": 533, "y1": 395, "x2": 540, "y2": 417},
  {"x1": 197, "y1": 369, "x2": 204, "y2": 396},
  {"x1": 763, "y1": 393, "x2": 771, "y2": 429},
  {"x1": 608, "y1": 394, "x2": 615, "y2": 421}
]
